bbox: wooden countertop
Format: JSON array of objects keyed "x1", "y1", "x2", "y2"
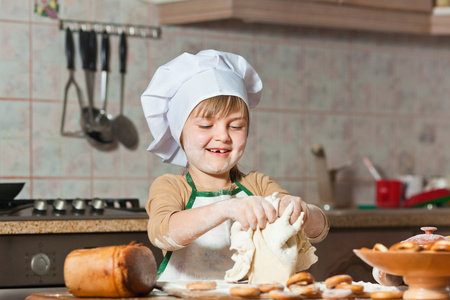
[
  {"x1": 1, "y1": 208, "x2": 450, "y2": 235},
  {"x1": 325, "y1": 207, "x2": 450, "y2": 228},
  {"x1": 26, "y1": 292, "x2": 180, "y2": 300},
  {"x1": 0, "y1": 218, "x2": 148, "y2": 235},
  {"x1": 25, "y1": 281, "x2": 403, "y2": 300}
]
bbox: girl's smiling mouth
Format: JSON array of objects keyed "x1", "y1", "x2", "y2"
[{"x1": 208, "y1": 148, "x2": 230, "y2": 154}]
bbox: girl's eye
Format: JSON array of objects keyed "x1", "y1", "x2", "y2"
[
  {"x1": 199, "y1": 125, "x2": 212, "y2": 129},
  {"x1": 230, "y1": 121, "x2": 246, "y2": 130}
]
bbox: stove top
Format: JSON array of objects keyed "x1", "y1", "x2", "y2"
[{"x1": 0, "y1": 198, "x2": 148, "y2": 221}]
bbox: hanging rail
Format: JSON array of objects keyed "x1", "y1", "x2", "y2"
[{"x1": 59, "y1": 19, "x2": 161, "y2": 39}]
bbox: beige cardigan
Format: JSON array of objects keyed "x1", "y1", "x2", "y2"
[{"x1": 145, "y1": 171, "x2": 328, "y2": 252}]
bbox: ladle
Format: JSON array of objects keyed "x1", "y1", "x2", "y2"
[
  {"x1": 82, "y1": 30, "x2": 116, "y2": 148},
  {"x1": 114, "y1": 32, "x2": 139, "y2": 149}
]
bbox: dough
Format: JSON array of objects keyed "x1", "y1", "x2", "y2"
[
  {"x1": 224, "y1": 222, "x2": 255, "y2": 281},
  {"x1": 225, "y1": 193, "x2": 317, "y2": 284}
]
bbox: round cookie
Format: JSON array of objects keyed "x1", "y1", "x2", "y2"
[
  {"x1": 335, "y1": 283, "x2": 364, "y2": 293},
  {"x1": 186, "y1": 281, "x2": 217, "y2": 291},
  {"x1": 269, "y1": 290, "x2": 301, "y2": 300},
  {"x1": 389, "y1": 241, "x2": 420, "y2": 252},
  {"x1": 431, "y1": 239, "x2": 450, "y2": 252},
  {"x1": 370, "y1": 291, "x2": 403, "y2": 299},
  {"x1": 289, "y1": 283, "x2": 321, "y2": 297},
  {"x1": 373, "y1": 243, "x2": 389, "y2": 252},
  {"x1": 322, "y1": 289, "x2": 353, "y2": 300},
  {"x1": 325, "y1": 274, "x2": 353, "y2": 289},
  {"x1": 258, "y1": 283, "x2": 284, "y2": 293},
  {"x1": 230, "y1": 285, "x2": 261, "y2": 297},
  {"x1": 286, "y1": 272, "x2": 314, "y2": 286}
]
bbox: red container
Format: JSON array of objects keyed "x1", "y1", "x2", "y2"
[{"x1": 376, "y1": 180, "x2": 403, "y2": 208}]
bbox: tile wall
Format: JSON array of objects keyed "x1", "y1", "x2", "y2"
[{"x1": 2, "y1": 0, "x2": 450, "y2": 207}]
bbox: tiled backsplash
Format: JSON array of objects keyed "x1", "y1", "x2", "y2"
[{"x1": 2, "y1": 0, "x2": 450, "y2": 207}]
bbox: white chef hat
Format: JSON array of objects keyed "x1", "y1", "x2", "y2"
[{"x1": 141, "y1": 49, "x2": 263, "y2": 166}]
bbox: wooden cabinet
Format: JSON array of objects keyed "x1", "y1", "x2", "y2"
[
  {"x1": 150, "y1": 0, "x2": 450, "y2": 35},
  {"x1": 304, "y1": 0, "x2": 433, "y2": 12}
]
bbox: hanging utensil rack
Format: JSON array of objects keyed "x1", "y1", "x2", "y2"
[{"x1": 59, "y1": 19, "x2": 161, "y2": 39}]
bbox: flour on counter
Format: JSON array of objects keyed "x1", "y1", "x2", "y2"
[
  {"x1": 157, "y1": 280, "x2": 406, "y2": 296},
  {"x1": 157, "y1": 280, "x2": 245, "y2": 295}
]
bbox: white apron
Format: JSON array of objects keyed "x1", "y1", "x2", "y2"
[{"x1": 157, "y1": 172, "x2": 252, "y2": 281}]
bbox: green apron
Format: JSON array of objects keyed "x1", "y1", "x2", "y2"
[{"x1": 158, "y1": 172, "x2": 253, "y2": 281}]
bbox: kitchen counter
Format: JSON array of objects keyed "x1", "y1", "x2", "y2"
[
  {"x1": 23, "y1": 290, "x2": 369, "y2": 300},
  {"x1": 25, "y1": 291, "x2": 181, "y2": 300},
  {"x1": 0, "y1": 217, "x2": 148, "y2": 235},
  {"x1": 25, "y1": 280, "x2": 404, "y2": 300},
  {"x1": 2, "y1": 208, "x2": 450, "y2": 235},
  {"x1": 325, "y1": 207, "x2": 450, "y2": 228}
]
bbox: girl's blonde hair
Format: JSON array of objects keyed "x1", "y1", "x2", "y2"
[
  {"x1": 182, "y1": 95, "x2": 249, "y2": 181},
  {"x1": 191, "y1": 95, "x2": 249, "y2": 128}
]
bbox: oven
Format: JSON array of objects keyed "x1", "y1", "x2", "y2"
[{"x1": 0, "y1": 198, "x2": 163, "y2": 300}]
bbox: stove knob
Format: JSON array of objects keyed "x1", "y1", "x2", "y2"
[
  {"x1": 31, "y1": 253, "x2": 50, "y2": 276},
  {"x1": 91, "y1": 198, "x2": 105, "y2": 210},
  {"x1": 72, "y1": 198, "x2": 86, "y2": 211},
  {"x1": 33, "y1": 199, "x2": 48, "y2": 211},
  {"x1": 53, "y1": 198, "x2": 67, "y2": 211}
]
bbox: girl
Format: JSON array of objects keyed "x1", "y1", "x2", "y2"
[{"x1": 141, "y1": 50, "x2": 329, "y2": 281}]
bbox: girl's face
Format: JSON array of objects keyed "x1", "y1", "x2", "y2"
[{"x1": 181, "y1": 109, "x2": 248, "y2": 177}]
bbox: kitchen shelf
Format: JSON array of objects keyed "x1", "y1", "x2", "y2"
[{"x1": 150, "y1": 0, "x2": 450, "y2": 35}]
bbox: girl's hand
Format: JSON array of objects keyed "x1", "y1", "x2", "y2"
[
  {"x1": 278, "y1": 195, "x2": 309, "y2": 225},
  {"x1": 226, "y1": 196, "x2": 277, "y2": 231}
]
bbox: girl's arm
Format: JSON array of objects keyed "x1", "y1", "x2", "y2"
[
  {"x1": 168, "y1": 194, "x2": 329, "y2": 247},
  {"x1": 304, "y1": 204, "x2": 329, "y2": 242},
  {"x1": 168, "y1": 196, "x2": 277, "y2": 246}
]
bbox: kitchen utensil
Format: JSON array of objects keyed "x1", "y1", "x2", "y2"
[
  {"x1": 0, "y1": 183, "x2": 24, "y2": 201},
  {"x1": 0, "y1": 182, "x2": 25, "y2": 210},
  {"x1": 91, "y1": 30, "x2": 115, "y2": 144},
  {"x1": 114, "y1": 32, "x2": 139, "y2": 149},
  {"x1": 354, "y1": 248, "x2": 450, "y2": 299},
  {"x1": 61, "y1": 28, "x2": 85, "y2": 137},
  {"x1": 402, "y1": 188, "x2": 450, "y2": 208},
  {"x1": 373, "y1": 227, "x2": 450, "y2": 287},
  {"x1": 78, "y1": 28, "x2": 98, "y2": 134},
  {"x1": 405, "y1": 226, "x2": 449, "y2": 244},
  {"x1": 362, "y1": 156, "x2": 382, "y2": 181},
  {"x1": 311, "y1": 144, "x2": 335, "y2": 209},
  {"x1": 311, "y1": 144, "x2": 351, "y2": 209},
  {"x1": 376, "y1": 179, "x2": 403, "y2": 208},
  {"x1": 87, "y1": 29, "x2": 97, "y2": 116},
  {"x1": 81, "y1": 30, "x2": 116, "y2": 147},
  {"x1": 397, "y1": 175, "x2": 423, "y2": 199},
  {"x1": 424, "y1": 176, "x2": 450, "y2": 191}
]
